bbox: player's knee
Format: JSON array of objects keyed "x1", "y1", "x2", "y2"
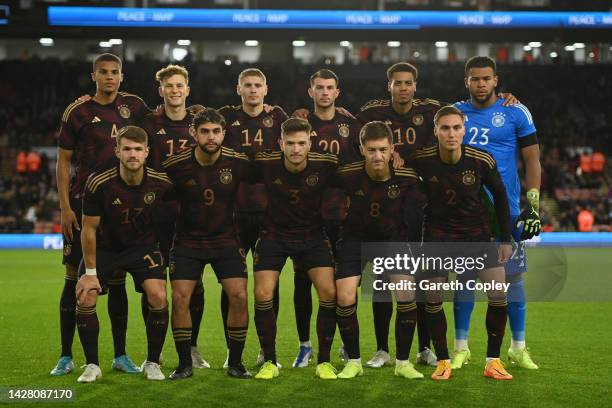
[
  {"x1": 228, "y1": 288, "x2": 248, "y2": 308},
  {"x1": 337, "y1": 290, "x2": 355, "y2": 307},
  {"x1": 147, "y1": 289, "x2": 167, "y2": 309},
  {"x1": 254, "y1": 286, "x2": 273, "y2": 301},
  {"x1": 171, "y1": 289, "x2": 191, "y2": 309},
  {"x1": 426, "y1": 290, "x2": 443, "y2": 304},
  {"x1": 318, "y1": 285, "x2": 336, "y2": 303},
  {"x1": 78, "y1": 291, "x2": 98, "y2": 308}
]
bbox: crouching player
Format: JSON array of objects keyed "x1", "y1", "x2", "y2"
[
  {"x1": 75, "y1": 126, "x2": 172, "y2": 382},
  {"x1": 409, "y1": 106, "x2": 514, "y2": 380},
  {"x1": 334, "y1": 121, "x2": 425, "y2": 379}
]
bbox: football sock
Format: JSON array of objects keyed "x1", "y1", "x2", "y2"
[
  {"x1": 425, "y1": 302, "x2": 449, "y2": 360},
  {"x1": 172, "y1": 327, "x2": 192, "y2": 368},
  {"x1": 455, "y1": 339, "x2": 468, "y2": 351},
  {"x1": 140, "y1": 293, "x2": 149, "y2": 324},
  {"x1": 107, "y1": 277, "x2": 128, "y2": 358},
  {"x1": 254, "y1": 299, "x2": 277, "y2": 364},
  {"x1": 486, "y1": 299, "x2": 508, "y2": 358},
  {"x1": 190, "y1": 284, "x2": 204, "y2": 347},
  {"x1": 453, "y1": 288, "x2": 475, "y2": 343},
  {"x1": 227, "y1": 326, "x2": 248, "y2": 367},
  {"x1": 59, "y1": 276, "x2": 77, "y2": 357},
  {"x1": 372, "y1": 300, "x2": 392, "y2": 352},
  {"x1": 293, "y1": 270, "x2": 313, "y2": 343},
  {"x1": 146, "y1": 304, "x2": 169, "y2": 364},
  {"x1": 416, "y1": 301, "x2": 432, "y2": 352},
  {"x1": 336, "y1": 303, "x2": 360, "y2": 359},
  {"x1": 220, "y1": 289, "x2": 230, "y2": 347},
  {"x1": 273, "y1": 283, "x2": 280, "y2": 322},
  {"x1": 76, "y1": 304, "x2": 99, "y2": 365},
  {"x1": 316, "y1": 300, "x2": 336, "y2": 364},
  {"x1": 395, "y1": 301, "x2": 417, "y2": 361},
  {"x1": 507, "y1": 279, "x2": 526, "y2": 342}
]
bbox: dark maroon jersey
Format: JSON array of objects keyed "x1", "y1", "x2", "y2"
[
  {"x1": 356, "y1": 98, "x2": 441, "y2": 161},
  {"x1": 252, "y1": 151, "x2": 338, "y2": 242},
  {"x1": 335, "y1": 161, "x2": 422, "y2": 241},
  {"x1": 408, "y1": 145, "x2": 511, "y2": 242},
  {"x1": 219, "y1": 105, "x2": 288, "y2": 213},
  {"x1": 307, "y1": 112, "x2": 361, "y2": 164},
  {"x1": 308, "y1": 111, "x2": 362, "y2": 222},
  {"x1": 140, "y1": 110, "x2": 196, "y2": 170},
  {"x1": 58, "y1": 92, "x2": 151, "y2": 199},
  {"x1": 162, "y1": 146, "x2": 249, "y2": 249},
  {"x1": 82, "y1": 166, "x2": 173, "y2": 252}
]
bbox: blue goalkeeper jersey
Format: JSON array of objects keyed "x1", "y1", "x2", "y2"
[{"x1": 455, "y1": 98, "x2": 536, "y2": 216}]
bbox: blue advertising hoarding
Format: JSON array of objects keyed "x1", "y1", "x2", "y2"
[{"x1": 47, "y1": 7, "x2": 612, "y2": 30}]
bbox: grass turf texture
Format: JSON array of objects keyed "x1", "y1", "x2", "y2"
[{"x1": 0, "y1": 248, "x2": 610, "y2": 408}]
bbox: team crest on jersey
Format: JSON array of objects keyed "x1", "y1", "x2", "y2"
[
  {"x1": 263, "y1": 116, "x2": 274, "y2": 128},
  {"x1": 412, "y1": 114, "x2": 424, "y2": 126},
  {"x1": 219, "y1": 169, "x2": 233, "y2": 185},
  {"x1": 388, "y1": 184, "x2": 401, "y2": 199},
  {"x1": 63, "y1": 243, "x2": 72, "y2": 256},
  {"x1": 384, "y1": 120, "x2": 393, "y2": 126},
  {"x1": 306, "y1": 173, "x2": 319, "y2": 187},
  {"x1": 119, "y1": 105, "x2": 131, "y2": 119},
  {"x1": 144, "y1": 192, "x2": 156, "y2": 204},
  {"x1": 491, "y1": 112, "x2": 505, "y2": 128},
  {"x1": 462, "y1": 170, "x2": 476, "y2": 186},
  {"x1": 338, "y1": 124, "x2": 350, "y2": 138}
]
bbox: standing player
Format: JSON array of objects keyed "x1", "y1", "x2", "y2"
[
  {"x1": 54, "y1": 53, "x2": 149, "y2": 376},
  {"x1": 74, "y1": 126, "x2": 172, "y2": 382},
  {"x1": 140, "y1": 64, "x2": 209, "y2": 369},
  {"x1": 452, "y1": 56, "x2": 541, "y2": 370},
  {"x1": 250, "y1": 118, "x2": 338, "y2": 380},
  {"x1": 334, "y1": 121, "x2": 424, "y2": 380},
  {"x1": 356, "y1": 62, "x2": 440, "y2": 368},
  {"x1": 410, "y1": 106, "x2": 513, "y2": 380},
  {"x1": 219, "y1": 68, "x2": 288, "y2": 366},
  {"x1": 288, "y1": 69, "x2": 362, "y2": 368},
  {"x1": 162, "y1": 108, "x2": 251, "y2": 379}
]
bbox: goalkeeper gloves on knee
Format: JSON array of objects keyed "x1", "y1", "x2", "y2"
[{"x1": 516, "y1": 188, "x2": 541, "y2": 240}]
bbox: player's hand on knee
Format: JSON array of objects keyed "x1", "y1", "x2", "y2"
[
  {"x1": 498, "y1": 242, "x2": 513, "y2": 263},
  {"x1": 76, "y1": 275, "x2": 101, "y2": 305},
  {"x1": 61, "y1": 208, "x2": 79, "y2": 240}
]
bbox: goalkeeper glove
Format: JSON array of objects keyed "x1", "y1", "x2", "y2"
[{"x1": 515, "y1": 188, "x2": 541, "y2": 240}]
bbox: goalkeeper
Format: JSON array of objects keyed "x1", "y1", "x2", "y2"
[{"x1": 452, "y1": 56, "x2": 541, "y2": 371}]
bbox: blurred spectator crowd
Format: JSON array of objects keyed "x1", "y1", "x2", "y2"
[{"x1": 0, "y1": 57, "x2": 610, "y2": 233}]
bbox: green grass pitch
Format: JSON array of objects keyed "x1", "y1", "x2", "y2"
[{"x1": 0, "y1": 248, "x2": 610, "y2": 407}]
